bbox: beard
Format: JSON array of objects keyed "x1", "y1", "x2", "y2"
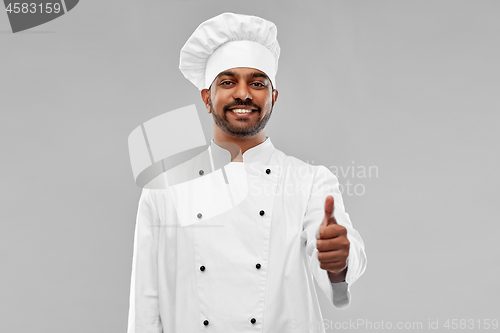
[{"x1": 210, "y1": 98, "x2": 273, "y2": 138}]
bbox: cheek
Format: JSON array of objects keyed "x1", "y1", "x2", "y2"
[
  {"x1": 261, "y1": 89, "x2": 274, "y2": 108},
  {"x1": 211, "y1": 92, "x2": 230, "y2": 109},
  {"x1": 261, "y1": 96, "x2": 274, "y2": 110},
  {"x1": 266, "y1": 98, "x2": 273, "y2": 108}
]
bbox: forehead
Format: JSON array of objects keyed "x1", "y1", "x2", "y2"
[{"x1": 216, "y1": 67, "x2": 269, "y2": 80}]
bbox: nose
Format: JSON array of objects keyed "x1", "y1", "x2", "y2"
[{"x1": 232, "y1": 83, "x2": 252, "y2": 101}]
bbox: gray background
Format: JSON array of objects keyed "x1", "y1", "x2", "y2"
[{"x1": 1, "y1": 0, "x2": 499, "y2": 332}]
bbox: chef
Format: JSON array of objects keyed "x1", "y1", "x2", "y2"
[{"x1": 127, "y1": 12, "x2": 367, "y2": 333}]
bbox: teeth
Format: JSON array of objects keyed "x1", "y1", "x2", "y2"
[{"x1": 232, "y1": 109, "x2": 253, "y2": 113}]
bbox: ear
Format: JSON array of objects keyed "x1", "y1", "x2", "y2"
[
  {"x1": 272, "y1": 89, "x2": 279, "y2": 106},
  {"x1": 201, "y1": 89, "x2": 211, "y2": 113}
]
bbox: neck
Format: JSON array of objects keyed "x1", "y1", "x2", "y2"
[{"x1": 213, "y1": 131, "x2": 266, "y2": 156}]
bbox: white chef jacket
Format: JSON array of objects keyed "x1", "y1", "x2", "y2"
[{"x1": 127, "y1": 137, "x2": 366, "y2": 333}]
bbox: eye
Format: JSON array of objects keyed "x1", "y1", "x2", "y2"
[
  {"x1": 220, "y1": 81, "x2": 233, "y2": 86},
  {"x1": 252, "y1": 82, "x2": 266, "y2": 87}
]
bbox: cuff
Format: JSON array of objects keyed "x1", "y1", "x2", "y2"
[{"x1": 331, "y1": 281, "x2": 350, "y2": 309}]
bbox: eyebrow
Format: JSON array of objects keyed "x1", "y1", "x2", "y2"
[
  {"x1": 218, "y1": 71, "x2": 236, "y2": 77},
  {"x1": 251, "y1": 72, "x2": 268, "y2": 79},
  {"x1": 217, "y1": 71, "x2": 269, "y2": 81}
]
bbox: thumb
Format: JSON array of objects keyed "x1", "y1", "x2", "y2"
[
  {"x1": 323, "y1": 195, "x2": 336, "y2": 227},
  {"x1": 317, "y1": 195, "x2": 335, "y2": 240}
]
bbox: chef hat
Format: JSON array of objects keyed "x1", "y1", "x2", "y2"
[{"x1": 179, "y1": 12, "x2": 280, "y2": 90}]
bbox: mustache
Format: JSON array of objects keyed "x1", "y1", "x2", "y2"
[{"x1": 223, "y1": 101, "x2": 261, "y2": 112}]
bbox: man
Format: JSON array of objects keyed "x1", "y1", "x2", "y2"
[{"x1": 127, "y1": 12, "x2": 366, "y2": 333}]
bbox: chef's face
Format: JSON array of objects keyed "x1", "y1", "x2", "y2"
[{"x1": 202, "y1": 67, "x2": 278, "y2": 138}]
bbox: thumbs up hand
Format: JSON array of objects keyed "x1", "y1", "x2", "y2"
[{"x1": 316, "y1": 195, "x2": 350, "y2": 280}]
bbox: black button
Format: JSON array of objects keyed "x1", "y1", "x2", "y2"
[
  {"x1": 199, "y1": 170, "x2": 204, "y2": 176},
  {"x1": 256, "y1": 263, "x2": 261, "y2": 269},
  {"x1": 203, "y1": 320, "x2": 209, "y2": 326},
  {"x1": 250, "y1": 318, "x2": 256, "y2": 324},
  {"x1": 259, "y1": 210, "x2": 265, "y2": 216},
  {"x1": 197, "y1": 213, "x2": 202, "y2": 219},
  {"x1": 266, "y1": 168, "x2": 271, "y2": 174},
  {"x1": 200, "y1": 266, "x2": 205, "y2": 271}
]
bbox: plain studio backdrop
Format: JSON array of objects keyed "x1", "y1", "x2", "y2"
[{"x1": 1, "y1": 1, "x2": 499, "y2": 332}]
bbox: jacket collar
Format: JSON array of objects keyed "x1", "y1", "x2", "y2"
[{"x1": 210, "y1": 136, "x2": 275, "y2": 164}]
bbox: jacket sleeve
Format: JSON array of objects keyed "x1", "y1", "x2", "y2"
[
  {"x1": 127, "y1": 188, "x2": 163, "y2": 333},
  {"x1": 302, "y1": 165, "x2": 367, "y2": 309}
]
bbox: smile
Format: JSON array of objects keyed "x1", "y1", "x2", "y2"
[{"x1": 231, "y1": 109, "x2": 254, "y2": 113}]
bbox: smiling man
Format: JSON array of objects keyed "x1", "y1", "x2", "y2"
[
  {"x1": 202, "y1": 67, "x2": 277, "y2": 157},
  {"x1": 127, "y1": 12, "x2": 366, "y2": 333}
]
